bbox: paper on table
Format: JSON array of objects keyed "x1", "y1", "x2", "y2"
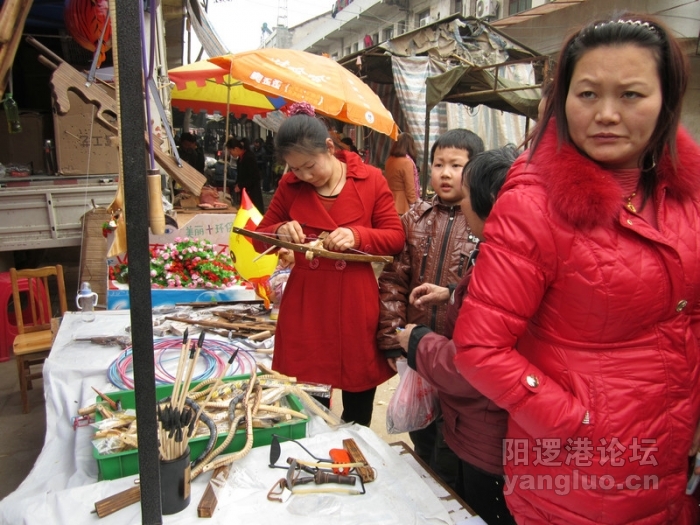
[{"x1": 0, "y1": 424, "x2": 455, "y2": 525}]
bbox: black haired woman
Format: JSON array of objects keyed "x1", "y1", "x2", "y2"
[
  {"x1": 253, "y1": 103, "x2": 405, "y2": 427},
  {"x1": 453, "y1": 14, "x2": 700, "y2": 524}
]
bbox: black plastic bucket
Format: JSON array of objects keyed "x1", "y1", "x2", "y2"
[{"x1": 160, "y1": 448, "x2": 191, "y2": 515}]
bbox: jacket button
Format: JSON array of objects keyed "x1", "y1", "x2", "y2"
[
  {"x1": 526, "y1": 374, "x2": 539, "y2": 388},
  {"x1": 309, "y1": 258, "x2": 320, "y2": 270},
  {"x1": 676, "y1": 299, "x2": 688, "y2": 312},
  {"x1": 335, "y1": 260, "x2": 347, "y2": 271}
]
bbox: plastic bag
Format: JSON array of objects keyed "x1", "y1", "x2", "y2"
[{"x1": 386, "y1": 360, "x2": 440, "y2": 434}]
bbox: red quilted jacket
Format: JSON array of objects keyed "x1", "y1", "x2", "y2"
[{"x1": 453, "y1": 125, "x2": 700, "y2": 524}]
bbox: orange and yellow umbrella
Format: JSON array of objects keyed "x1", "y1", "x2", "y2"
[
  {"x1": 168, "y1": 60, "x2": 287, "y2": 117},
  {"x1": 209, "y1": 49, "x2": 399, "y2": 139}
]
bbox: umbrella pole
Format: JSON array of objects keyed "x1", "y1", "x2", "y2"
[
  {"x1": 222, "y1": 82, "x2": 231, "y2": 203},
  {"x1": 421, "y1": 106, "x2": 430, "y2": 200}
]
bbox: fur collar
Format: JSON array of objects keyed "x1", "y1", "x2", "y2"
[{"x1": 528, "y1": 124, "x2": 700, "y2": 229}]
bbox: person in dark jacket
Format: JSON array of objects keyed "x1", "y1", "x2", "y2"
[
  {"x1": 227, "y1": 137, "x2": 265, "y2": 213},
  {"x1": 398, "y1": 146, "x2": 519, "y2": 525},
  {"x1": 253, "y1": 138, "x2": 271, "y2": 192},
  {"x1": 377, "y1": 128, "x2": 484, "y2": 490},
  {"x1": 178, "y1": 132, "x2": 205, "y2": 174}
]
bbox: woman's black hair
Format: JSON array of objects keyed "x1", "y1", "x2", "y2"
[
  {"x1": 341, "y1": 136, "x2": 360, "y2": 154},
  {"x1": 530, "y1": 13, "x2": 689, "y2": 200},
  {"x1": 274, "y1": 114, "x2": 332, "y2": 161},
  {"x1": 464, "y1": 145, "x2": 519, "y2": 220},
  {"x1": 226, "y1": 137, "x2": 243, "y2": 150}
]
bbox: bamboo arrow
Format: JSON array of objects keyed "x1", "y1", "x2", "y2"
[{"x1": 232, "y1": 227, "x2": 394, "y2": 264}]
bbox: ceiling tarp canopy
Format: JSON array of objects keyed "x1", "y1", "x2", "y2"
[
  {"x1": 340, "y1": 15, "x2": 546, "y2": 118},
  {"x1": 426, "y1": 62, "x2": 542, "y2": 120}
]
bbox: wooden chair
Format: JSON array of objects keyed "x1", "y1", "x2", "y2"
[{"x1": 10, "y1": 265, "x2": 68, "y2": 413}]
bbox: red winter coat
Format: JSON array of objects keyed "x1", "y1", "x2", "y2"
[
  {"x1": 453, "y1": 125, "x2": 700, "y2": 524},
  {"x1": 409, "y1": 264, "x2": 509, "y2": 476},
  {"x1": 255, "y1": 150, "x2": 405, "y2": 391}
]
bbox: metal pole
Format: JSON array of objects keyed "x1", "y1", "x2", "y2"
[
  {"x1": 114, "y1": 1, "x2": 162, "y2": 523},
  {"x1": 222, "y1": 80, "x2": 231, "y2": 194},
  {"x1": 421, "y1": 105, "x2": 430, "y2": 200}
]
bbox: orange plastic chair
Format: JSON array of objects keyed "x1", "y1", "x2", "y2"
[{"x1": 10, "y1": 265, "x2": 68, "y2": 413}]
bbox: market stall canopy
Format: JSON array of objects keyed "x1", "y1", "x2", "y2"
[
  {"x1": 425, "y1": 60, "x2": 543, "y2": 120},
  {"x1": 340, "y1": 15, "x2": 545, "y2": 118},
  {"x1": 168, "y1": 60, "x2": 287, "y2": 118},
  {"x1": 209, "y1": 49, "x2": 399, "y2": 140}
]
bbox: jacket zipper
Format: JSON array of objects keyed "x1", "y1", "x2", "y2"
[
  {"x1": 430, "y1": 207, "x2": 456, "y2": 329},
  {"x1": 419, "y1": 236, "x2": 432, "y2": 282},
  {"x1": 457, "y1": 253, "x2": 466, "y2": 276}
]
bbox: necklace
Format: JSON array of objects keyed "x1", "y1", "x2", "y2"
[
  {"x1": 624, "y1": 191, "x2": 637, "y2": 213},
  {"x1": 319, "y1": 161, "x2": 346, "y2": 197}
]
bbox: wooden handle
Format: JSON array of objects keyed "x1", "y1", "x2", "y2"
[
  {"x1": 197, "y1": 465, "x2": 230, "y2": 518},
  {"x1": 77, "y1": 404, "x2": 97, "y2": 416},
  {"x1": 93, "y1": 485, "x2": 141, "y2": 518},
  {"x1": 343, "y1": 438, "x2": 375, "y2": 483},
  {"x1": 148, "y1": 170, "x2": 165, "y2": 235},
  {"x1": 247, "y1": 330, "x2": 272, "y2": 341}
]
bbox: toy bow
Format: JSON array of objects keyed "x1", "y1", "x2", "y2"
[{"x1": 232, "y1": 227, "x2": 394, "y2": 264}]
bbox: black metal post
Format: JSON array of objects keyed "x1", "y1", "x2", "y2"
[{"x1": 114, "y1": 1, "x2": 162, "y2": 523}]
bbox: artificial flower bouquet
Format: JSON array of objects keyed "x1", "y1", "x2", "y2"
[{"x1": 110, "y1": 237, "x2": 242, "y2": 289}]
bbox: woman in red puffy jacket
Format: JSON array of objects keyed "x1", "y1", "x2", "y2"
[{"x1": 452, "y1": 13, "x2": 700, "y2": 524}]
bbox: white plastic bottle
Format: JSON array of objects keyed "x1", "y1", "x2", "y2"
[{"x1": 76, "y1": 282, "x2": 98, "y2": 322}]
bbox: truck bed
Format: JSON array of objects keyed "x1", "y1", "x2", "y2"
[{"x1": 0, "y1": 175, "x2": 119, "y2": 251}]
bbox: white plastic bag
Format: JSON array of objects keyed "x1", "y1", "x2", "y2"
[{"x1": 386, "y1": 360, "x2": 440, "y2": 434}]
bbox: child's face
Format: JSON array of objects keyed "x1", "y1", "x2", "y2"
[
  {"x1": 460, "y1": 183, "x2": 485, "y2": 240},
  {"x1": 430, "y1": 147, "x2": 468, "y2": 205}
]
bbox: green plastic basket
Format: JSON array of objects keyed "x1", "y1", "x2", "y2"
[{"x1": 92, "y1": 375, "x2": 307, "y2": 480}]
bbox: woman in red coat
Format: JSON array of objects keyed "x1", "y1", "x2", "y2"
[
  {"x1": 452, "y1": 14, "x2": 700, "y2": 524},
  {"x1": 254, "y1": 105, "x2": 405, "y2": 426}
]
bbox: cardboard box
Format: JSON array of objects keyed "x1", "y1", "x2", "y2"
[
  {"x1": 0, "y1": 111, "x2": 52, "y2": 173},
  {"x1": 53, "y1": 91, "x2": 120, "y2": 175}
]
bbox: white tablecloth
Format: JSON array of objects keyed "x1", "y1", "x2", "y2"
[{"x1": 0, "y1": 311, "x2": 470, "y2": 524}]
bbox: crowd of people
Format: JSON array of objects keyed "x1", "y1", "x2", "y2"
[
  {"x1": 175, "y1": 130, "x2": 281, "y2": 204},
  {"x1": 174, "y1": 12, "x2": 700, "y2": 525},
  {"x1": 176, "y1": 121, "x2": 365, "y2": 207}
]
